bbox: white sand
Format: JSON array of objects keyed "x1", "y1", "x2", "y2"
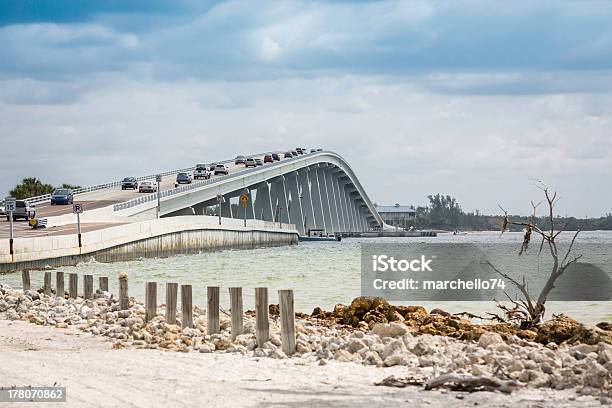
[{"x1": 0, "y1": 320, "x2": 601, "y2": 408}]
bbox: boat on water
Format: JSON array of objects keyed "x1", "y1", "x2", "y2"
[
  {"x1": 453, "y1": 230, "x2": 468, "y2": 235},
  {"x1": 299, "y1": 229, "x2": 342, "y2": 242}
]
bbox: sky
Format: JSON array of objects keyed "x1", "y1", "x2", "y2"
[{"x1": 1, "y1": 0, "x2": 611, "y2": 217}]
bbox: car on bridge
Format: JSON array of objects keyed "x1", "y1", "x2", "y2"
[
  {"x1": 138, "y1": 181, "x2": 157, "y2": 193},
  {"x1": 121, "y1": 177, "x2": 138, "y2": 190},
  {"x1": 296, "y1": 148, "x2": 303, "y2": 155},
  {"x1": 214, "y1": 164, "x2": 229, "y2": 175},
  {"x1": 208, "y1": 163, "x2": 218, "y2": 171},
  {"x1": 284, "y1": 151, "x2": 293, "y2": 158},
  {"x1": 50, "y1": 188, "x2": 74, "y2": 205},
  {"x1": 245, "y1": 158, "x2": 257, "y2": 168},
  {"x1": 7, "y1": 200, "x2": 35, "y2": 221},
  {"x1": 193, "y1": 164, "x2": 211, "y2": 180},
  {"x1": 235, "y1": 156, "x2": 246, "y2": 165},
  {"x1": 272, "y1": 153, "x2": 281, "y2": 161},
  {"x1": 255, "y1": 158, "x2": 264, "y2": 166},
  {"x1": 290, "y1": 150, "x2": 298, "y2": 157},
  {"x1": 176, "y1": 172, "x2": 192, "y2": 184},
  {"x1": 264, "y1": 154, "x2": 273, "y2": 163}
]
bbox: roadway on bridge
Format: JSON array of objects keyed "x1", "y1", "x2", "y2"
[{"x1": 1, "y1": 155, "x2": 273, "y2": 239}]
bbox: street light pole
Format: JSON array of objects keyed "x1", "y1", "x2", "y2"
[
  {"x1": 156, "y1": 175, "x2": 162, "y2": 219},
  {"x1": 217, "y1": 194, "x2": 223, "y2": 225}
]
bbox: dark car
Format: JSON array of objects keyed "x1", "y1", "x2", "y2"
[
  {"x1": 235, "y1": 156, "x2": 246, "y2": 165},
  {"x1": 264, "y1": 154, "x2": 273, "y2": 163},
  {"x1": 208, "y1": 162, "x2": 218, "y2": 171},
  {"x1": 121, "y1": 177, "x2": 138, "y2": 190},
  {"x1": 290, "y1": 150, "x2": 298, "y2": 157},
  {"x1": 272, "y1": 153, "x2": 281, "y2": 161},
  {"x1": 310, "y1": 149, "x2": 317, "y2": 153},
  {"x1": 7, "y1": 200, "x2": 35, "y2": 221},
  {"x1": 50, "y1": 188, "x2": 74, "y2": 205},
  {"x1": 176, "y1": 172, "x2": 192, "y2": 184},
  {"x1": 296, "y1": 148, "x2": 303, "y2": 155},
  {"x1": 284, "y1": 151, "x2": 293, "y2": 158}
]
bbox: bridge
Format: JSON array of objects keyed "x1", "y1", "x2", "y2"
[{"x1": 1, "y1": 150, "x2": 386, "y2": 269}]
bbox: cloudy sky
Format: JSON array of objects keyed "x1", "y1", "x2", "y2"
[{"x1": 1, "y1": 0, "x2": 611, "y2": 217}]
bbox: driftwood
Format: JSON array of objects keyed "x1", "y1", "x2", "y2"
[
  {"x1": 424, "y1": 373, "x2": 522, "y2": 393},
  {"x1": 374, "y1": 375, "x2": 426, "y2": 388}
]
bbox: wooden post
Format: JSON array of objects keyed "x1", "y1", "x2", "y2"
[
  {"x1": 207, "y1": 286, "x2": 220, "y2": 334},
  {"x1": 255, "y1": 287, "x2": 269, "y2": 348},
  {"x1": 165, "y1": 283, "x2": 178, "y2": 325},
  {"x1": 43, "y1": 271, "x2": 52, "y2": 296},
  {"x1": 229, "y1": 287, "x2": 243, "y2": 340},
  {"x1": 145, "y1": 282, "x2": 157, "y2": 322},
  {"x1": 69, "y1": 273, "x2": 78, "y2": 299},
  {"x1": 279, "y1": 289, "x2": 296, "y2": 356},
  {"x1": 56, "y1": 272, "x2": 64, "y2": 298},
  {"x1": 21, "y1": 270, "x2": 30, "y2": 292},
  {"x1": 119, "y1": 272, "x2": 129, "y2": 310},
  {"x1": 99, "y1": 276, "x2": 109, "y2": 292},
  {"x1": 181, "y1": 284, "x2": 193, "y2": 329},
  {"x1": 83, "y1": 275, "x2": 93, "y2": 299}
]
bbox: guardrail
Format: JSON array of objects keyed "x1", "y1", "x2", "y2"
[
  {"x1": 22, "y1": 151, "x2": 279, "y2": 206},
  {"x1": 112, "y1": 151, "x2": 315, "y2": 212},
  {"x1": 23, "y1": 167, "x2": 196, "y2": 206}
]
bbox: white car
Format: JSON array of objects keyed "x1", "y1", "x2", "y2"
[
  {"x1": 194, "y1": 164, "x2": 211, "y2": 180},
  {"x1": 213, "y1": 164, "x2": 229, "y2": 175},
  {"x1": 138, "y1": 181, "x2": 157, "y2": 193}
]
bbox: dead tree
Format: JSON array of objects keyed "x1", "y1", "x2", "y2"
[{"x1": 494, "y1": 182, "x2": 581, "y2": 327}]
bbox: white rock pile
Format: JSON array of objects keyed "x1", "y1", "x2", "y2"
[{"x1": 1, "y1": 283, "x2": 610, "y2": 399}]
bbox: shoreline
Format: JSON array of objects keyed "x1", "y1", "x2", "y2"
[
  {"x1": 1, "y1": 320, "x2": 596, "y2": 408},
  {"x1": 1, "y1": 284, "x2": 611, "y2": 406}
]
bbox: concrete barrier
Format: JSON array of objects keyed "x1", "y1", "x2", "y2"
[{"x1": 0, "y1": 215, "x2": 298, "y2": 272}]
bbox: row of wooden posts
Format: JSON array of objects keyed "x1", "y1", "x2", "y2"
[{"x1": 21, "y1": 270, "x2": 296, "y2": 355}]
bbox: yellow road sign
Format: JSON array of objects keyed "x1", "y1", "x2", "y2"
[{"x1": 240, "y1": 194, "x2": 249, "y2": 208}]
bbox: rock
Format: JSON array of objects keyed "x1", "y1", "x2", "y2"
[
  {"x1": 269, "y1": 349, "x2": 287, "y2": 359},
  {"x1": 383, "y1": 351, "x2": 413, "y2": 367},
  {"x1": 478, "y1": 332, "x2": 504, "y2": 348},
  {"x1": 347, "y1": 338, "x2": 366, "y2": 353},
  {"x1": 334, "y1": 350, "x2": 357, "y2": 362},
  {"x1": 411, "y1": 338, "x2": 432, "y2": 356},
  {"x1": 343, "y1": 296, "x2": 397, "y2": 327},
  {"x1": 363, "y1": 351, "x2": 383, "y2": 366},
  {"x1": 268, "y1": 304, "x2": 280, "y2": 316},
  {"x1": 381, "y1": 339, "x2": 408, "y2": 360},
  {"x1": 430, "y1": 308, "x2": 451, "y2": 317},
  {"x1": 270, "y1": 335, "x2": 282, "y2": 347},
  {"x1": 371, "y1": 322, "x2": 407, "y2": 339}
]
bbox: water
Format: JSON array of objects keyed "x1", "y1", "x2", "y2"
[{"x1": 2, "y1": 231, "x2": 611, "y2": 325}]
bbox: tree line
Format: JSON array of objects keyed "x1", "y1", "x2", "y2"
[{"x1": 411, "y1": 193, "x2": 612, "y2": 231}]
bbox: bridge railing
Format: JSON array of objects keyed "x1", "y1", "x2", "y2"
[
  {"x1": 22, "y1": 151, "x2": 275, "y2": 206},
  {"x1": 112, "y1": 151, "x2": 315, "y2": 212}
]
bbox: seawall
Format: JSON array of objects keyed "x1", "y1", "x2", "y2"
[{"x1": 0, "y1": 216, "x2": 298, "y2": 273}]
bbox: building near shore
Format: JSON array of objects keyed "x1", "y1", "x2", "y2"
[{"x1": 375, "y1": 203, "x2": 416, "y2": 229}]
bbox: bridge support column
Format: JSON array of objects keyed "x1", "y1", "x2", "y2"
[
  {"x1": 221, "y1": 194, "x2": 233, "y2": 218},
  {"x1": 323, "y1": 169, "x2": 340, "y2": 233},
  {"x1": 270, "y1": 177, "x2": 290, "y2": 224},
  {"x1": 342, "y1": 185, "x2": 355, "y2": 232},
  {"x1": 309, "y1": 167, "x2": 325, "y2": 231},
  {"x1": 330, "y1": 171, "x2": 347, "y2": 232},
  {"x1": 297, "y1": 170, "x2": 315, "y2": 233},
  {"x1": 317, "y1": 167, "x2": 333, "y2": 233},
  {"x1": 253, "y1": 182, "x2": 272, "y2": 221},
  {"x1": 287, "y1": 172, "x2": 304, "y2": 235}
]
